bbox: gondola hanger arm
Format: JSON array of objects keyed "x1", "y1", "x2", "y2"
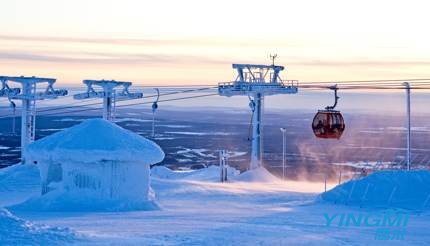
[
  {"x1": 325, "y1": 84, "x2": 339, "y2": 111},
  {"x1": 152, "y1": 88, "x2": 160, "y2": 113}
]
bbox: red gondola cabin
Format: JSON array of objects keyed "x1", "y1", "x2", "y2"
[{"x1": 312, "y1": 110, "x2": 345, "y2": 139}]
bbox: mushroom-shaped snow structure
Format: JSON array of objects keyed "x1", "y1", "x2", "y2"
[{"x1": 26, "y1": 119, "x2": 164, "y2": 203}]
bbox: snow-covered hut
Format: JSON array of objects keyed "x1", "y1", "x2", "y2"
[{"x1": 26, "y1": 119, "x2": 164, "y2": 203}]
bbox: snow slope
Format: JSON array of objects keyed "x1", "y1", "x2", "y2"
[
  {"x1": 0, "y1": 208, "x2": 79, "y2": 245},
  {"x1": 1, "y1": 164, "x2": 430, "y2": 245},
  {"x1": 321, "y1": 170, "x2": 430, "y2": 210}
]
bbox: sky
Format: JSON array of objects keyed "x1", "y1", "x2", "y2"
[{"x1": 1, "y1": 0, "x2": 430, "y2": 85}]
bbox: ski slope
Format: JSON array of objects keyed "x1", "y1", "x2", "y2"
[{"x1": 1, "y1": 164, "x2": 429, "y2": 245}]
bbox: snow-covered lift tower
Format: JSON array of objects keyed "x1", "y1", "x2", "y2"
[
  {"x1": 74, "y1": 80, "x2": 143, "y2": 121},
  {"x1": 218, "y1": 63, "x2": 298, "y2": 169},
  {"x1": 0, "y1": 76, "x2": 68, "y2": 163}
]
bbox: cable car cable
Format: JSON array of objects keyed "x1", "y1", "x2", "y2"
[
  {"x1": 0, "y1": 88, "x2": 217, "y2": 119},
  {"x1": 35, "y1": 86, "x2": 217, "y2": 114},
  {"x1": 32, "y1": 93, "x2": 219, "y2": 117}
]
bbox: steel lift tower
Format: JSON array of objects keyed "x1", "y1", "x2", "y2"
[
  {"x1": 218, "y1": 63, "x2": 298, "y2": 170},
  {"x1": 0, "y1": 76, "x2": 68, "y2": 163},
  {"x1": 74, "y1": 80, "x2": 143, "y2": 121}
]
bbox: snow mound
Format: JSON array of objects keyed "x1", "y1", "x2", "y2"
[
  {"x1": 152, "y1": 166, "x2": 279, "y2": 183},
  {"x1": 151, "y1": 166, "x2": 193, "y2": 179},
  {"x1": 26, "y1": 119, "x2": 164, "y2": 164},
  {"x1": 321, "y1": 170, "x2": 430, "y2": 210},
  {"x1": 183, "y1": 165, "x2": 239, "y2": 181},
  {"x1": 151, "y1": 165, "x2": 240, "y2": 181},
  {"x1": 0, "y1": 164, "x2": 40, "y2": 192},
  {"x1": 0, "y1": 164, "x2": 40, "y2": 207},
  {"x1": 9, "y1": 189, "x2": 160, "y2": 212},
  {"x1": 0, "y1": 208, "x2": 79, "y2": 244},
  {"x1": 233, "y1": 167, "x2": 280, "y2": 182}
]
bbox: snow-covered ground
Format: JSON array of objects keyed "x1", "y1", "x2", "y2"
[
  {"x1": 1, "y1": 164, "x2": 429, "y2": 245},
  {"x1": 332, "y1": 161, "x2": 397, "y2": 170},
  {"x1": 0, "y1": 208, "x2": 80, "y2": 245}
]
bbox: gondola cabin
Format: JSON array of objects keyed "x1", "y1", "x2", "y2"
[{"x1": 312, "y1": 110, "x2": 345, "y2": 139}]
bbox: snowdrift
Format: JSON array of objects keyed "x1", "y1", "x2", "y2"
[
  {"x1": 0, "y1": 208, "x2": 79, "y2": 245},
  {"x1": 0, "y1": 164, "x2": 40, "y2": 191},
  {"x1": 9, "y1": 189, "x2": 160, "y2": 212},
  {"x1": 151, "y1": 166, "x2": 196, "y2": 179},
  {"x1": 233, "y1": 167, "x2": 280, "y2": 182},
  {"x1": 152, "y1": 165, "x2": 240, "y2": 182},
  {"x1": 321, "y1": 170, "x2": 430, "y2": 210},
  {"x1": 0, "y1": 164, "x2": 40, "y2": 207},
  {"x1": 151, "y1": 165, "x2": 280, "y2": 183}
]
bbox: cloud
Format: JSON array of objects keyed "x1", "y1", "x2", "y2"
[
  {"x1": 0, "y1": 34, "x2": 184, "y2": 46},
  {"x1": 0, "y1": 51, "x2": 229, "y2": 66},
  {"x1": 289, "y1": 59, "x2": 430, "y2": 67},
  {"x1": 1, "y1": 35, "x2": 429, "y2": 69},
  {"x1": 0, "y1": 34, "x2": 303, "y2": 48},
  {"x1": 1, "y1": 49, "x2": 429, "y2": 70}
]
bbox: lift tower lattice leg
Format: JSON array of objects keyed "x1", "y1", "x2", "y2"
[
  {"x1": 21, "y1": 82, "x2": 36, "y2": 150},
  {"x1": 250, "y1": 92, "x2": 263, "y2": 169}
]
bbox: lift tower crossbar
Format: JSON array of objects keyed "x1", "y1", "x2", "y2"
[
  {"x1": 218, "y1": 64, "x2": 298, "y2": 170},
  {"x1": 73, "y1": 80, "x2": 143, "y2": 121},
  {"x1": 0, "y1": 76, "x2": 68, "y2": 163}
]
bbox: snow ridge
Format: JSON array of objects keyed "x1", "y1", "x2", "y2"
[
  {"x1": 321, "y1": 170, "x2": 430, "y2": 210},
  {"x1": 0, "y1": 208, "x2": 80, "y2": 245}
]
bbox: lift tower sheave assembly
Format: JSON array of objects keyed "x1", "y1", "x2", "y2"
[
  {"x1": 74, "y1": 80, "x2": 143, "y2": 121},
  {"x1": 218, "y1": 63, "x2": 298, "y2": 170},
  {"x1": 0, "y1": 76, "x2": 68, "y2": 163}
]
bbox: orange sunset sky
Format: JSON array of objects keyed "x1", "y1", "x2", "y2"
[{"x1": 1, "y1": 0, "x2": 430, "y2": 85}]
